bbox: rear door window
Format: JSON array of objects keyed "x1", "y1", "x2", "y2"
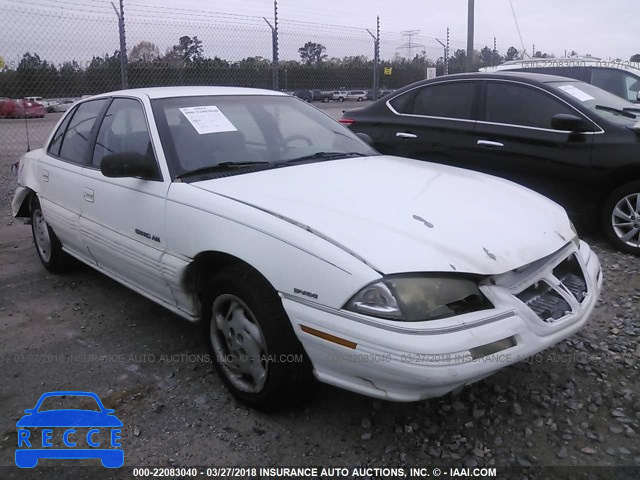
[
  {"x1": 59, "y1": 99, "x2": 108, "y2": 164},
  {"x1": 411, "y1": 82, "x2": 477, "y2": 119}
]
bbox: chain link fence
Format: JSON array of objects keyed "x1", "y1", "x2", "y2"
[
  {"x1": 0, "y1": 3, "x2": 498, "y2": 168},
  {"x1": 0, "y1": 6, "x2": 488, "y2": 93}
]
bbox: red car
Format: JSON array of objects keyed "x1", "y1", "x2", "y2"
[
  {"x1": 0, "y1": 98, "x2": 45, "y2": 118},
  {"x1": 0, "y1": 97, "x2": 19, "y2": 118}
]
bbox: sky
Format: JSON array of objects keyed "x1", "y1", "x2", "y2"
[{"x1": 1, "y1": 0, "x2": 638, "y2": 66}]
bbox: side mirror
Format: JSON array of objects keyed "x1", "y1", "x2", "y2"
[
  {"x1": 636, "y1": 90, "x2": 640, "y2": 102},
  {"x1": 101, "y1": 152, "x2": 158, "y2": 179},
  {"x1": 355, "y1": 132, "x2": 373, "y2": 145},
  {"x1": 551, "y1": 113, "x2": 589, "y2": 132}
]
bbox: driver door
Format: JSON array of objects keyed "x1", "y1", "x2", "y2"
[{"x1": 79, "y1": 97, "x2": 173, "y2": 303}]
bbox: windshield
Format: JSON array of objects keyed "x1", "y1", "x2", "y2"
[
  {"x1": 548, "y1": 80, "x2": 639, "y2": 125},
  {"x1": 151, "y1": 95, "x2": 377, "y2": 178}
]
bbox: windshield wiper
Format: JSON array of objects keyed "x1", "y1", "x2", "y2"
[
  {"x1": 176, "y1": 161, "x2": 271, "y2": 179},
  {"x1": 623, "y1": 107, "x2": 640, "y2": 113},
  {"x1": 595, "y1": 104, "x2": 637, "y2": 119},
  {"x1": 282, "y1": 152, "x2": 366, "y2": 164}
]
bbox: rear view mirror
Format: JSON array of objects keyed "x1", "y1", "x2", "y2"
[
  {"x1": 551, "y1": 113, "x2": 589, "y2": 132},
  {"x1": 101, "y1": 152, "x2": 159, "y2": 180}
]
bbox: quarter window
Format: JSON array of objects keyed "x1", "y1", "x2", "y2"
[
  {"x1": 485, "y1": 83, "x2": 574, "y2": 129},
  {"x1": 92, "y1": 98, "x2": 155, "y2": 168},
  {"x1": 58, "y1": 99, "x2": 108, "y2": 164}
]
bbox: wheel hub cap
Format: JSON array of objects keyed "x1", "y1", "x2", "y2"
[
  {"x1": 210, "y1": 294, "x2": 268, "y2": 393},
  {"x1": 612, "y1": 192, "x2": 640, "y2": 247},
  {"x1": 33, "y1": 210, "x2": 52, "y2": 262}
]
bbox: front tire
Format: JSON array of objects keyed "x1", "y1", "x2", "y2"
[
  {"x1": 202, "y1": 264, "x2": 312, "y2": 411},
  {"x1": 30, "y1": 197, "x2": 74, "y2": 273},
  {"x1": 602, "y1": 181, "x2": 640, "y2": 254}
]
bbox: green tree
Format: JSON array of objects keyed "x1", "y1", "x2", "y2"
[
  {"x1": 631, "y1": 54, "x2": 640, "y2": 62},
  {"x1": 129, "y1": 41, "x2": 160, "y2": 63},
  {"x1": 298, "y1": 42, "x2": 327, "y2": 66},
  {"x1": 448, "y1": 49, "x2": 467, "y2": 73},
  {"x1": 505, "y1": 46, "x2": 520, "y2": 61},
  {"x1": 16, "y1": 52, "x2": 58, "y2": 97},
  {"x1": 479, "y1": 46, "x2": 503, "y2": 67},
  {"x1": 167, "y1": 36, "x2": 204, "y2": 63}
]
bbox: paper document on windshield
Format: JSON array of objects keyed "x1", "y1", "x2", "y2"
[
  {"x1": 179, "y1": 106, "x2": 238, "y2": 134},
  {"x1": 558, "y1": 85, "x2": 595, "y2": 102}
]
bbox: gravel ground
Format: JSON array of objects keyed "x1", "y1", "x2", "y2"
[{"x1": 0, "y1": 104, "x2": 639, "y2": 479}]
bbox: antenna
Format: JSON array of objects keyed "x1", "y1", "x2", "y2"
[
  {"x1": 509, "y1": 0, "x2": 527, "y2": 58},
  {"x1": 23, "y1": 100, "x2": 31, "y2": 152}
]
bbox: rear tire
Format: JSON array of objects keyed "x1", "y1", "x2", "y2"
[
  {"x1": 202, "y1": 264, "x2": 313, "y2": 411},
  {"x1": 30, "y1": 196, "x2": 74, "y2": 273},
  {"x1": 601, "y1": 181, "x2": 640, "y2": 255}
]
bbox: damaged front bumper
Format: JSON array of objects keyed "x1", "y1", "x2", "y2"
[{"x1": 284, "y1": 240, "x2": 602, "y2": 401}]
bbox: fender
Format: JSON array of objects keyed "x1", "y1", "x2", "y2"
[{"x1": 11, "y1": 150, "x2": 43, "y2": 217}]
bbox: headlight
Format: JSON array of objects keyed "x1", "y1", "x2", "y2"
[{"x1": 344, "y1": 275, "x2": 493, "y2": 322}]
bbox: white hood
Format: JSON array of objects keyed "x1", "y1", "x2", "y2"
[{"x1": 192, "y1": 156, "x2": 573, "y2": 275}]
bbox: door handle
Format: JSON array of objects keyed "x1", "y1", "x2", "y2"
[
  {"x1": 396, "y1": 132, "x2": 417, "y2": 139},
  {"x1": 83, "y1": 188, "x2": 94, "y2": 203},
  {"x1": 42, "y1": 170, "x2": 49, "y2": 182},
  {"x1": 477, "y1": 140, "x2": 504, "y2": 148}
]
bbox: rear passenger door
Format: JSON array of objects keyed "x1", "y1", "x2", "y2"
[
  {"x1": 376, "y1": 80, "x2": 480, "y2": 167},
  {"x1": 38, "y1": 99, "x2": 108, "y2": 262},
  {"x1": 79, "y1": 97, "x2": 173, "y2": 303}
]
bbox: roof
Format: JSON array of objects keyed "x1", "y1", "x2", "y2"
[
  {"x1": 482, "y1": 57, "x2": 640, "y2": 74},
  {"x1": 405, "y1": 71, "x2": 583, "y2": 87},
  {"x1": 477, "y1": 71, "x2": 584, "y2": 84},
  {"x1": 88, "y1": 86, "x2": 287, "y2": 100}
]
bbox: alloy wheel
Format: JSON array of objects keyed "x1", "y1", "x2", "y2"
[{"x1": 611, "y1": 192, "x2": 640, "y2": 248}]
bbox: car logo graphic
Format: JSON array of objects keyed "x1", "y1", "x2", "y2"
[{"x1": 15, "y1": 391, "x2": 124, "y2": 468}]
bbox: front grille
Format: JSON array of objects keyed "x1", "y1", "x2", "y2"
[
  {"x1": 553, "y1": 254, "x2": 588, "y2": 303},
  {"x1": 517, "y1": 281, "x2": 572, "y2": 323}
]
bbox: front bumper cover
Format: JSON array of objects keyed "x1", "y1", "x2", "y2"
[{"x1": 284, "y1": 240, "x2": 602, "y2": 401}]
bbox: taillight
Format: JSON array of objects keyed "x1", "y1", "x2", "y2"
[{"x1": 339, "y1": 118, "x2": 354, "y2": 125}]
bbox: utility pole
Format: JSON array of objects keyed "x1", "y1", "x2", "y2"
[
  {"x1": 366, "y1": 16, "x2": 380, "y2": 101},
  {"x1": 533, "y1": 43, "x2": 536, "y2": 58},
  {"x1": 263, "y1": 0, "x2": 279, "y2": 90},
  {"x1": 466, "y1": 0, "x2": 474, "y2": 72},
  {"x1": 436, "y1": 28, "x2": 449, "y2": 76},
  {"x1": 111, "y1": 0, "x2": 128, "y2": 89},
  {"x1": 493, "y1": 37, "x2": 497, "y2": 66}
]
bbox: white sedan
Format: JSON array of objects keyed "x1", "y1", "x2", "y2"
[{"x1": 12, "y1": 86, "x2": 602, "y2": 410}]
